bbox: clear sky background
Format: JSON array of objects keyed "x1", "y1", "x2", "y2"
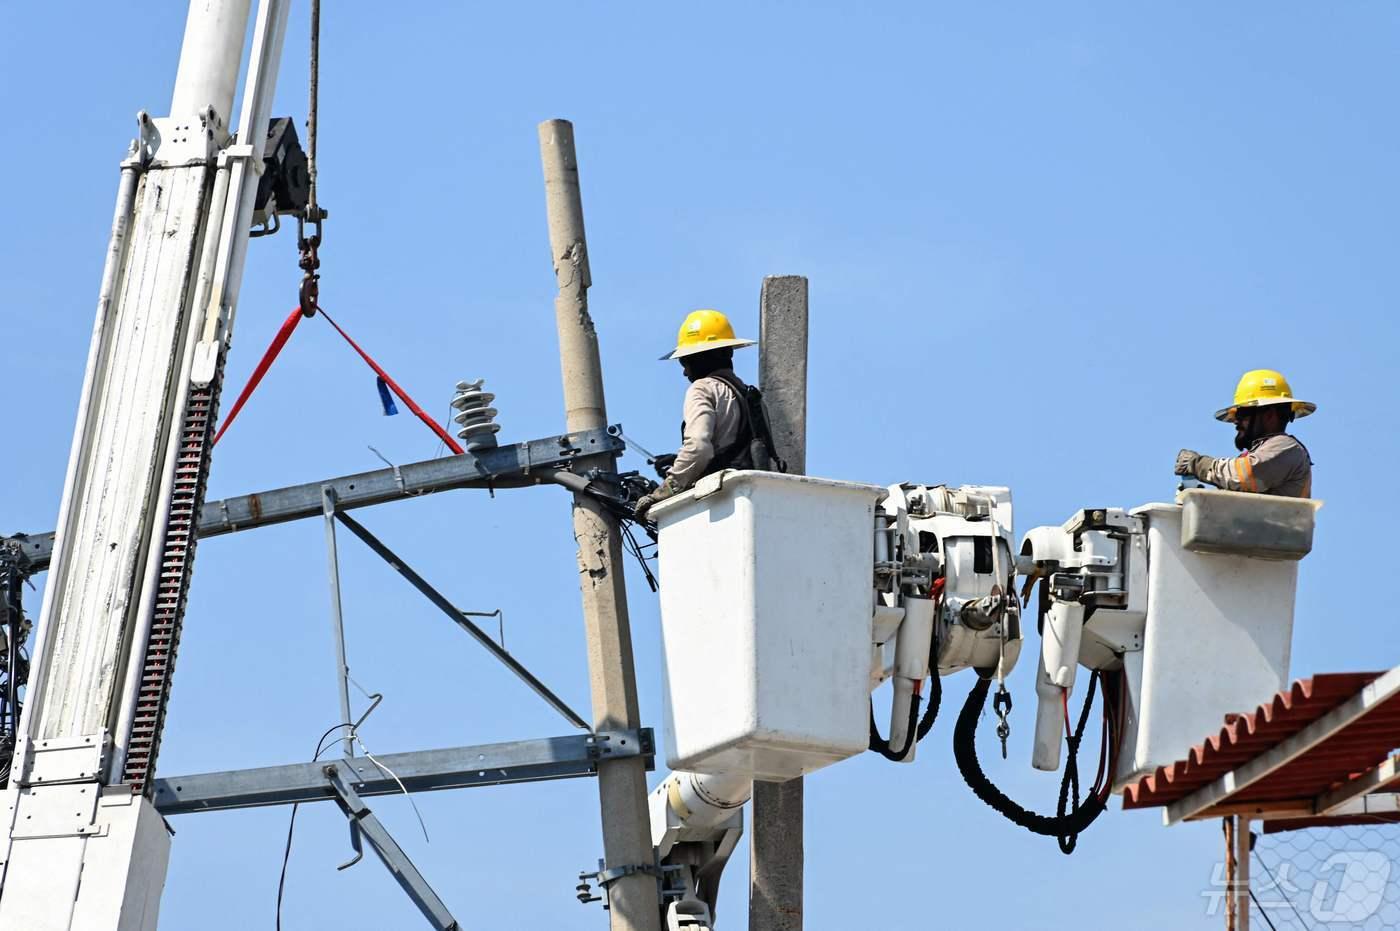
[{"x1": 3, "y1": 3, "x2": 1398, "y2": 929}]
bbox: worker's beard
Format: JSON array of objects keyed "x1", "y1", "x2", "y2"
[
  {"x1": 1234, "y1": 410, "x2": 1282, "y2": 450},
  {"x1": 1233, "y1": 424, "x2": 1251, "y2": 451},
  {"x1": 1233, "y1": 412, "x2": 1259, "y2": 451}
]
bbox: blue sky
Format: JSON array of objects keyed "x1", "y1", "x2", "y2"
[{"x1": 3, "y1": 2, "x2": 1398, "y2": 928}]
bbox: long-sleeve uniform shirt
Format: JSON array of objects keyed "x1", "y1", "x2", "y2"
[
  {"x1": 666, "y1": 370, "x2": 747, "y2": 491},
  {"x1": 1196, "y1": 432, "x2": 1313, "y2": 498}
]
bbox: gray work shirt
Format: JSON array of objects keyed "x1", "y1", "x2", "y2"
[
  {"x1": 1198, "y1": 433, "x2": 1313, "y2": 498},
  {"x1": 667, "y1": 370, "x2": 746, "y2": 491}
]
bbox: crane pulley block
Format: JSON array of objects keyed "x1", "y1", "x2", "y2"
[{"x1": 251, "y1": 116, "x2": 311, "y2": 231}]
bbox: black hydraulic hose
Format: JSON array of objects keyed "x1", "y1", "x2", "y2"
[
  {"x1": 870, "y1": 624, "x2": 943, "y2": 760},
  {"x1": 952, "y1": 676, "x2": 1106, "y2": 852},
  {"x1": 869, "y1": 694, "x2": 921, "y2": 761},
  {"x1": 1057, "y1": 671, "x2": 1101, "y2": 854},
  {"x1": 544, "y1": 469, "x2": 658, "y2": 538},
  {"x1": 916, "y1": 659, "x2": 942, "y2": 740}
]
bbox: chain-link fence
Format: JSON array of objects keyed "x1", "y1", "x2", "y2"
[{"x1": 1239, "y1": 824, "x2": 1400, "y2": 929}]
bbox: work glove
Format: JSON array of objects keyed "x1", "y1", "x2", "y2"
[
  {"x1": 652, "y1": 453, "x2": 677, "y2": 480},
  {"x1": 634, "y1": 478, "x2": 681, "y2": 522},
  {"x1": 1174, "y1": 449, "x2": 1213, "y2": 480}
]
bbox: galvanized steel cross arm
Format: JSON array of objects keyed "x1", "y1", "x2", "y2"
[
  {"x1": 151, "y1": 729, "x2": 654, "y2": 815},
  {"x1": 8, "y1": 427, "x2": 625, "y2": 572},
  {"x1": 329, "y1": 508, "x2": 592, "y2": 730}
]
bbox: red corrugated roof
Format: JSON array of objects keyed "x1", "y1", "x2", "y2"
[{"x1": 1123, "y1": 672, "x2": 1400, "y2": 819}]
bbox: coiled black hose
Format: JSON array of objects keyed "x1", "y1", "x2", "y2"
[{"x1": 952, "y1": 674, "x2": 1106, "y2": 854}]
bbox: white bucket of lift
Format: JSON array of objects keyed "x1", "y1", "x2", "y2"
[
  {"x1": 1116, "y1": 493, "x2": 1320, "y2": 785},
  {"x1": 652, "y1": 470, "x2": 885, "y2": 782}
]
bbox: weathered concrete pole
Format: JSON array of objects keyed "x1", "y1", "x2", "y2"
[
  {"x1": 538, "y1": 119, "x2": 660, "y2": 931},
  {"x1": 751, "y1": 274, "x2": 809, "y2": 931}
]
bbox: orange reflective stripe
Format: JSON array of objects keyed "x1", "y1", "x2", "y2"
[{"x1": 1237, "y1": 454, "x2": 1258, "y2": 492}]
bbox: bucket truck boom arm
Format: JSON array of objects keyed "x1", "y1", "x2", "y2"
[{"x1": 0, "y1": 2, "x2": 292, "y2": 928}]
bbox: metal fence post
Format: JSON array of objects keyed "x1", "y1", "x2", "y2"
[{"x1": 1237, "y1": 816, "x2": 1251, "y2": 931}]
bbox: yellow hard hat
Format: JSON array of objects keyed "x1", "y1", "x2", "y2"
[
  {"x1": 660, "y1": 309, "x2": 757, "y2": 361},
  {"x1": 1214, "y1": 369, "x2": 1316, "y2": 422}
]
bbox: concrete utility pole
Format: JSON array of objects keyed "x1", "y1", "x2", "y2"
[
  {"x1": 751, "y1": 275, "x2": 809, "y2": 931},
  {"x1": 538, "y1": 119, "x2": 661, "y2": 931}
]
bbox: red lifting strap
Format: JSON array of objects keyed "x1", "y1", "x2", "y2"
[
  {"x1": 316, "y1": 308, "x2": 465, "y2": 455},
  {"x1": 211, "y1": 306, "x2": 305, "y2": 448},
  {"x1": 212, "y1": 306, "x2": 466, "y2": 456}
]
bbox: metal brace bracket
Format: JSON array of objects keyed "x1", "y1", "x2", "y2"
[
  {"x1": 323, "y1": 762, "x2": 460, "y2": 930},
  {"x1": 597, "y1": 862, "x2": 660, "y2": 887},
  {"x1": 585, "y1": 730, "x2": 654, "y2": 761},
  {"x1": 216, "y1": 141, "x2": 265, "y2": 176},
  {"x1": 123, "y1": 111, "x2": 158, "y2": 169},
  {"x1": 576, "y1": 854, "x2": 680, "y2": 910},
  {"x1": 6, "y1": 782, "x2": 102, "y2": 840},
  {"x1": 18, "y1": 731, "x2": 108, "y2": 786},
  {"x1": 146, "y1": 110, "x2": 229, "y2": 165}
]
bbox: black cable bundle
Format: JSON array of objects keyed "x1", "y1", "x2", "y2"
[
  {"x1": 868, "y1": 696, "x2": 921, "y2": 761},
  {"x1": 1055, "y1": 671, "x2": 1101, "y2": 854},
  {"x1": 951, "y1": 676, "x2": 1107, "y2": 854}
]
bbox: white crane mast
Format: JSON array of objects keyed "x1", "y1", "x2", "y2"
[{"x1": 0, "y1": 2, "x2": 290, "y2": 926}]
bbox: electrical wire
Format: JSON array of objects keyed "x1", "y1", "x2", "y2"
[
  {"x1": 339, "y1": 675, "x2": 432, "y2": 843},
  {"x1": 1249, "y1": 889, "x2": 1282, "y2": 931},
  {"x1": 350, "y1": 734, "x2": 429, "y2": 843},
  {"x1": 620, "y1": 522, "x2": 658, "y2": 591},
  {"x1": 1255, "y1": 848, "x2": 1312, "y2": 930},
  {"x1": 276, "y1": 722, "x2": 351, "y2": 931}
]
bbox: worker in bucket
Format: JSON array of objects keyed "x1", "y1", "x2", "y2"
[
  {"x1": 1174, "y1": 368, "x2": 1314, "y2": 497},
  {"x1": 634, "y1": 310, "x2": 784, "y2": 521}
]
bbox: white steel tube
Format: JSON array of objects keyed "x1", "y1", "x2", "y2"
[
  {"x1": 887, "y1": 678, "x2": 917, "y2": 759},
  {"x1": 171, "y1": 0, "x2": 254, "y2": 126},
  {"x1": 1031, "y1": 600, "x2": 1085, "y2": 771},
  {"x1": 195, "y1": 0, "x2": 292, "y2": 380},
  {"x1": 660, "y1": 771, "x2": 753, "y2": 831},
  {"x1": 108, "y1": 165, "x2": 232, "y2": 779},
  {"x1": 110, "y1": 0, "x2": 288, "y2": 771},
  {"x1": 1043, "y1": 599, "x2": 1085, "y2": 689},
  {"x1": 1032, "y1": 648, "x2": 1065, "y2": 772},
  {"x1": 322, "y1": 491, "x2": 355, "y2": 756},
  {"x1": 215, "y1": 0, "x2": 291, "y2": 323},
  {"x1": 16, "y1": 165, "x2": 139, "y2": 770},
  {"x1": 112, "y1": 0, "x2": 289, "y2": 767},
  {"x1": 887, "y1": 594, "x2": 935, "y2": 762},
  {"x1": 170, "y1": 0, "x2": 254, "y2": 126}
]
